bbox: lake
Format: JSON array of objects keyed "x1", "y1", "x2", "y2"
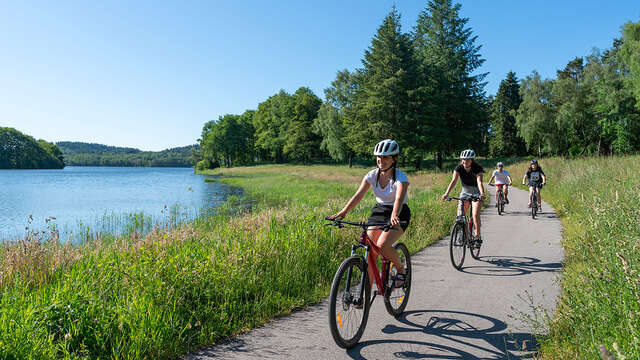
[{"x1": 0, "y1": 167, "x2": 236, "y2": 242}]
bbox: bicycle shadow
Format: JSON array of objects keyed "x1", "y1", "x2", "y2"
[
  {"x1": 347, "y1": 309, "x2": 539, "y2": 359},
  {"x1": 497, "y1": 210, "x2": 557, "y2": 219},
  {"x1": 459, "y1": 256, "x2": 561, "y2": 277}
]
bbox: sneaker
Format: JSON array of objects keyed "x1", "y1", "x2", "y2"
[{"x1": 472, "y1": 236, "x2": 483, "y2": 248}]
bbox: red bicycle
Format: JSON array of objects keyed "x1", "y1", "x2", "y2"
[{"x1": 325, "y1": 218, "x2": 411, "y2": 349}]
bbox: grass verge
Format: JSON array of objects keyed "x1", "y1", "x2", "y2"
[
  {"x1": 0, "y1": 164, "x2": 456, "y2": 359},
  {"x1": 509, "y1": 156, "x2": 640, "y2": 359}
]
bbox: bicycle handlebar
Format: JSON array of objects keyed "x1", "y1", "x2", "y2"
[{"x1": 324, "y1": 217, "x2": 406, "y2": 232}]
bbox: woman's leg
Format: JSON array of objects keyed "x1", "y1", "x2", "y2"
[
  {"x1": 374, "y1": 228, "x2": 405, "y2": 274},
  {"x1": 536, "y1": 187, "x2": 542, "y2": 206},
  {"x1": 528, "y1": 186, "x2": 534, "y2": 206},
  {"x1": 472, "y1": 200, "x2": 482, "y2": 237},
  {"x1": 503, "y1": 185, "x2": 509, "y2": 200}
]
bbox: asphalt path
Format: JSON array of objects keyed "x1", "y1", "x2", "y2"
[{"x1": 187, "y1": 185, "x2": 564, "y2": 359}]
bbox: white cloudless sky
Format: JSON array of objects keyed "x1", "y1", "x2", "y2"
[{"x1": 1, "y1": 1, "x2": 638, "y2": 150}]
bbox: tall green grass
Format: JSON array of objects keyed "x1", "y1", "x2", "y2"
[
  {"x1": 0, "y1": 164, "x2": 456, "y2": 359},
  {"x1": 510, "y1": 156, "x2": 640, "y2": 359}
]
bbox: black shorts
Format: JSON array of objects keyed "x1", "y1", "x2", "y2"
[
  {"x1": 367, "y1": 203, "x2": 411, "y2": 231},
  {"x1": 529, "y1": 182, "x2": 543, "y2": 189}
]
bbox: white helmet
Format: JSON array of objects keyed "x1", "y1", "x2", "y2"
[
  {"x1": 459, "y1": 149, "x2": 476, "y2": 159},
  {"x1": 373, "y1": 139, "x2": 399, "y2": 156},
  {"x1": 497, "y1": 161, "x2": 504, "y2": 167}
]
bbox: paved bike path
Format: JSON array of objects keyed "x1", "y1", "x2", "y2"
[{"x1": 187, "y1": 185, "x2": 563, "y2": 359}]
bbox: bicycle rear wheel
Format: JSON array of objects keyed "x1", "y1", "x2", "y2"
[
  {"x1": 449, "y1": 222, "x2": 466, "y2": 270},
  {"x1": 328, "y1": 255, "x2": 371, "y2": 349},
  {"x1": 384, "y1": 242, "x2": 411, "y2": 317}
]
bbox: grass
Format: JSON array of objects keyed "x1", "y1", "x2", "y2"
[
  {"x1": 509, "y1": 156, "x2": 640, "y2": 359},
  {"x1": 0, "y1": 163, "x2": 457, "y2": 359}
]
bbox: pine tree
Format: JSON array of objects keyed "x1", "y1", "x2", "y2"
[
  {"x1": 345, "y1": 7, "x2": 418, "y2": 159},
  {"x1": 413, "y1": 0, "x2": 488, "y2": 167},
  {"x1": 489, "y1": 71, "x2": 525, "y2": 156}
]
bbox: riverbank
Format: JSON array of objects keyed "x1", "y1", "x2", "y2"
[
  {"x1": 0, "y1": 164, "x2": 454, "y2": 359},
  {"x1": 510, "y1": 156, "x2": 640, "y2": 359}
]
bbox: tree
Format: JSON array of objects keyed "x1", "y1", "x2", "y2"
[
  {"x1": 198, "y1": 111, "x2": 255, "y2": 168},
  {"x1": 344, "y1": 8, "x2": 418, "y2": 160},
  {"x1": 413, "y1": 0, "x2": 489, "y2": 168},
  {"x1": 489, "y1": 71, "x2": 525, "y2": 156},
  {"x1": 313, "y1": 70, "x2": 359, "y2": 165},
  {"x1": 283, "y1": 87, "x2": 322, "y2": 162},
  {"x1": 253, "y1": 90, "x2": 293, "y2": 162},
  {"x1": 619, "y1": 19, "x2": 640, "y2": 107},
  {"x1": 515, "y1": 71, "x2": 558, "y2": 156}
]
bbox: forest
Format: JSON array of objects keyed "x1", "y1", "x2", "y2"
[
  {"x1": 57, "y1": 142, "x2": 198, "y2": 167},
  {"x1": 196, "y1": 0, "x2": 640, "y2": 170},
  {"x1": 0, "y1": 127, "x2": 65, "y2": 169}
]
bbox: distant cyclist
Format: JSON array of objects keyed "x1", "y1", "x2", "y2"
[
  {"x1": 522, "y1": 160, "x2": 547, "y2": 210},
  {"x1": 328, "y1": 139, "x2": 410, "y2": 288},
  {"x1": 488, "y1": 162, "x2": 512, "y2": 205},
  {"x1": 441, "y1": 149, "x2": 485, "y2": 246}
]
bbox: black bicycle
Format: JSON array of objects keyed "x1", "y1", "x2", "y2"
[
  {"x1": 324, "y1": 218, "x2": 411, "y2": 349},
  {"x1": 446, "y1": 195, "x2": 482, "y2": 270},
  {"x1": 488, "y1": 183, "x2": 506, "y2": 215},
  {"x1": 528, "y1": 183, "x2": 543, "y2": 219}
]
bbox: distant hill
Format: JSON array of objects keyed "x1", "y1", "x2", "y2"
[
  {"x1": 0, "y1": 127, "x2": 65, "y2": 169},
  {"x1": 57, "y1": 142, "x2": 198, "y2": 167}
]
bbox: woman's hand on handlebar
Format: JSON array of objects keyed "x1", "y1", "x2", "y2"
[
  {"x1": 441, "y1": 193, "x2": 449, "y2": 201},
  {"x1": 327, "y1": 211, "x2": 346, "y2": 220},
  {"x1": 390, "y1": 214, "x2": 400, "y2": 227}
]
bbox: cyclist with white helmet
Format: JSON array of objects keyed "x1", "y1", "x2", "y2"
[
  {"x1": 488, "y1": 161, "x2": 512, "y2": 205},
  {"x1": 328, "y1": 139, "x2": 410, "y2": 288},
  {"x1": 441, "y1": 149, "x2": 485, "y2": 246}
]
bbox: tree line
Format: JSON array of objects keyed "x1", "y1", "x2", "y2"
[
  {"x1": 197, "y1": 0, "x2": 640, "y2": 170},
  {"x1": 0, "y1": 127, "x2": 65, "y2": 169},
  {"x1": 57, "y1": 142, "x2": 198, "y2": 167}
]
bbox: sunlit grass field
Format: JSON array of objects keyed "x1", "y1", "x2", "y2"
[
  {"x1": 510, "y1": 156, "x2": 640, "y2": 359},
  {"x1": 0, "y1": 164, "x2": 454, "y2": 359}
]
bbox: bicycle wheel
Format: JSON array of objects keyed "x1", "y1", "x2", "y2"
[
  {"x1": 531, "y1": 193, "x2": 537, "y2": 219},
  {"x1": 469, "y1": 224, "x2": 481, "y2": 260},
  {"x1": 497, "y1": 192, "x2": 503, "y2": 215},
  {"x1": 449, "y1": 222, "x2": 466, "y2": 270},
  {"x1": 384, "y1": 242, "x2": 411, "y2": 317},
  {"x1": 328, "y1": 255, "x2": 371, "y2": 349}
]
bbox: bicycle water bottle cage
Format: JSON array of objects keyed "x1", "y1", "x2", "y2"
[{"x1": 456, "y1": 215, "x2": 465, "y2": 224}]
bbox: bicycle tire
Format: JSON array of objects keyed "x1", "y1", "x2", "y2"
[
  {"x1": 328, "y1": 255, "x2": 371, "y2": 349},
  {"x1": 384, "y1": 242, "x2": 411, "y2": 317},
  {"x1": 469, "y1": 226, "x2": 481, "y2": 260},
  {"x1": 531, "y1": 193, "x2": 537, "y2": 219},
  {"x1": 449, "y1": 222, "x2": 466, "y2": 270},
  {"x1": 497, "y1": 191, "x2": 503, "y2": 216}
]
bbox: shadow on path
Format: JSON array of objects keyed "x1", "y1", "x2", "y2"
[
  {"x1": 459, "y1": 256, "x2": 561, "y2": 277},
  {"x1": 347, "y1": 309, "x2": 539, "y2": 360}
]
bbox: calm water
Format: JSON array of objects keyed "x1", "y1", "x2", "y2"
[{"x1": 0, "y1": 167, "x2": 237, "y2": 242}]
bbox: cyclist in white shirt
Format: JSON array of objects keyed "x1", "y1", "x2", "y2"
[
  {"x1": 328, "y1": 139, "x2": 410, "y2": 288},
  {"x1": 488, "y1": 162, "x2": 512, "y2": 205}
]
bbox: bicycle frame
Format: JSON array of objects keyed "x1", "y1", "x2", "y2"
[
  {"x1": 457, "y1": 200, "x2": 474, "y2": 237},
  {"x1": 346, "y1": 230, "x2": 389, "y2": 305}
]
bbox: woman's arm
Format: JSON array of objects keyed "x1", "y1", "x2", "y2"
[
  {"x1": 522, "y1": 173, "x2": 528, "y2": 185},
  {"x1": 329, "y1": 177, "x2": 371, "y2": 219},
  {"x1": 541, "y1": 174, "x2": 546, "y2": 185},
  {"x1": 441, "y1": 170, "x2": 459, "y2": 200},
  {"x1": 476, "y1": 173, "x2": 485, "y2": 201},
  {"x1": 507, "y1": 175, "x2": 513, "y2": 186},
  {"x1": 390, "y1": 181, "x2": 408, "y2": 226},
  {"x1": 488, "y1": 173, "x2": 495, "y2": 184}
]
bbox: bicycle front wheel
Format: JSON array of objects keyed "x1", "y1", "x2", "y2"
[
  {"x1": 531, "y1": 194, "x2": 537, "y2": 219},
  {"x1": 384, "y1": 242, "x2": 411, "y2": 317},
  {"x1": 497, "y1": 192, "x2": 503, "y2": 215},
  {"x1": 328, "y1": 255, "x2": 371, "y2": 349},
  {"x1": 450, "y1": 222, "x2": 466, "y2": 270}
]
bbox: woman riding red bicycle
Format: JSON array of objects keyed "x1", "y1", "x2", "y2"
[{"x1": 328, "y1": 139, "x2": 410, "y2": 288}]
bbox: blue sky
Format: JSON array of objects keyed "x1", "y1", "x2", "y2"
[{"x1": 1, "y1": 1, "x2": 638, "y2": 151}]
